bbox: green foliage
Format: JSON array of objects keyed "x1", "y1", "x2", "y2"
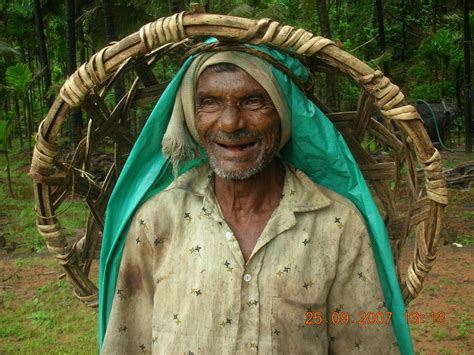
[
  {"x1": 407, "y1": 26, "x2": 464, "y2": 100},
  {"x1": 0, "y1": 40, "x2": 19, "y2": 58},
  {"x1": 418, "y1": 29, "x2": 462, "y2": 66},
  {"x1": 5, "y1": 63, "x2": 32, "y2": 94},
  {"x1": 410, "y1": 83, "x2": 455, "y2": 102},
  {"x1": 0, "y1": 118, "x2": 10, "y2": 149}
]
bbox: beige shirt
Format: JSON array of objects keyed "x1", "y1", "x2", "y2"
[{"x1": 102, "y1": 163, "x2": 399, "y2": 354}]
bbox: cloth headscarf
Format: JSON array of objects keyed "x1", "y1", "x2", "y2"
[
  {"x1": 161, "y1": 51, "x2": 291, "y2": 173},
  {"x1": 99, "y1": 43, "x2": 414, "y2": 354}
]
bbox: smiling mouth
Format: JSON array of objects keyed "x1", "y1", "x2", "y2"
[{"x1": 215, "y1": 141, "x2": 257, "y2": 151}]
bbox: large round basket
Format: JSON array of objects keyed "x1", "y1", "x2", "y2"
[{"x1": 29, "y1": 11, "x2": 448, "y2": 308}]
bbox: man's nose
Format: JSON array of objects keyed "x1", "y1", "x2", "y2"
[{"x1": 219, "y1": 104, "x2": 244, "y2": 132}]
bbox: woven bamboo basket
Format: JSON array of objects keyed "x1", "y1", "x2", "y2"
[{"x1": 29, "y1": 10, "x2": 448, "y2": 308}]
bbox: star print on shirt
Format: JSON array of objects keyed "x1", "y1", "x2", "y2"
[
  {"x1": 302, "y1": 238, "x2": 310, "y2": 246},
  {"x1": 139, "y1": 219, "x2": 150, "y2": 233},
  {"x1": 184, "y1": 212, "x2": 192, "y2": 222},
  {"x1": 303, "y1": 281, "x2": 314, "y2": 290},
  {"x1": 191, "y1": 288, "x2": 202, "y2": 296},
  {"x1": 357, "y1": 271, "x2": 368, "y2": 281},
  {"x1": 154, "y1": 237, "x2": 162, "y2": 246},
  {"x1": 189, "y1": 245, "x2": 202, "y2": 255},
  {"x1": 276, "y1": 265, "x2": 291, "y2": 276},
  {"x1": 272, "y1": 328, "x2": 280, "y2": 336},
  {"x1": 173, "y1": 313, "x2": 181, "y2": 325},
  {"x1": 334, "y1": 216, "x2": 344, "y2": 229},
  {"x1": 135, "y1": 237, "x2": 140, "y2": 244},
  {"x1": 220, "y1": 318, "x2": 233, "y2": 327},
  {"x1": 247, "y1": 299, "x2": 258, "y2": 307},
  {"x1": 201, "y1": 207, "x2": 211, "y2": 217},
  {"x1": 139, "y1": 344, "x2": 146, "y2": 352},
  {"x1": 355, "y1": 341, "x2": 361, "y2": 348},
  {"x1": 116, "y1": 289, "x2": 124, "y2": 300},
  {"x1": 118, "y1": 325, "x2": 127, "y2": 332},
  {"x1": 223, "y1": 259, "x2": 233, "y2": 273}
]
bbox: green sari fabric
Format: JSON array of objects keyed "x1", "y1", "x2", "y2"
[{"x1": 98, "y1": 44, "x2": 413, "y2": 354}]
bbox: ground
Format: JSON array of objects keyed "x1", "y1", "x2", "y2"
[{"x1": 0, "y1": 144, "x2": 472, "y2": 354}]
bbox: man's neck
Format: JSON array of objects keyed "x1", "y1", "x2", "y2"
[{"x1": 214, "y1": 159, "x2": 285, "y2": 216}]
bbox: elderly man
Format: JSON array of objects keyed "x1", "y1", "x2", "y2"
[{"x1": 99, "y1": 46, "x2": 411, "y2": 354}]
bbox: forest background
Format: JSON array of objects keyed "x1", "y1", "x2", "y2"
[{"x1": 0, "y1": 0, "x2": 473, "y2": 354}]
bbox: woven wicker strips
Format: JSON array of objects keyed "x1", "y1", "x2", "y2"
[{"x1": 29, "y1": 12, "x2": 448, "y2": 308}]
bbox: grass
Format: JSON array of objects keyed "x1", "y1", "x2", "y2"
[
  {"x1": 0, "y1": 139, "x2": 89, "y2": 255},
  {"x1": 0, "y1": 138, "x2": 97, "y2": 352},
  {"x1": 432, "y1": 326, "x2": 449, "y2": 341},
  {"x1": 425, "y1": 285, "x2": 440, "y2": 297},
  {"x1": 0, "y1": 264, "x2": 98, "y2": 353},
  {"x1": 455, "y1": 313, "x2": 473, "y2": 340},
  {"x1": 456, "y1": 234, "x2": 473, "y2": 246}
]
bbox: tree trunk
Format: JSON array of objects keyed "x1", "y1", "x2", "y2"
[
  {"x1": 4, "y1": 148, "x2": 14, "y2": 197},
  {"x1": 101, "y1": 0, "x2": 126, "y2": 120},
  {"x1": 375, "y1": 0, "x2": 390, "y2": 76},
  {"x1": 101, "y1": 0, "x2": 116, "y2": 44},
  {"x1": 66, "y1": 0, "x2": 83, "y2": 145},
  {"x1": 22, "y1": 95, "x2": 31, "y2": 151},
  {"x1": 14, "y1": 95, "x2": 23, "y2": 146},
  {"x1": 463, "y1": 0, "x2": 472, "y2": 153},
  {"x1": 76, "y1": 0, "x2": 86, "y2": 64},
  {"x1": 316, "y1": 0, "x2": 337, "y2": 109},
  {"x1": 432, "y1": 0, "x2": 438, "y2": 34},
  {"x1": 401, "y1": 0, "x2": 407, "y2": 61},
  {"x1": 168, "y1": 0, "x2": 186, "y2": 13},
  {"x1": 26, "y1": 90, "x2": 34, "y2": 150},
  {"x1": 33, "y1": 0, "x2": 52, "y2": 107}
]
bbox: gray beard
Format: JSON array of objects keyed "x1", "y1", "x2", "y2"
[{"x1": 205, "y1": 128, "x2": 280, "y2": 180}]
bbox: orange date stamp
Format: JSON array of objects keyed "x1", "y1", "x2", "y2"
[{"x1": 305, "y1": 311, "x2": 446, "y2": 326}]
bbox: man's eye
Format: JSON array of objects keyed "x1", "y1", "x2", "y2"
[
  {"x1": 241, "y1": 96, "x2": 266, "y2": 110},
  {"x1": 201, "y1": 98, "x2": 217, "y2": 106},
  {"x1": 197, "y1": 98, "x2": 220, "y2": 111}
]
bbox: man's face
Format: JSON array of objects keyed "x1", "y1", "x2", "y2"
[{"x1": 195, "y1": 66, "x2": 281, "y2": 180}]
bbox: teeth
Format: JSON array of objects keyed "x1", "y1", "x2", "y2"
[{"x1": 217, "y1": 142, "x2": 255, "y2": 148}]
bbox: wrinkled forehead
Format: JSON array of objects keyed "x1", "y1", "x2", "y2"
[{"x1": 195, "y1": 63, "x2": 273, "y2": 100}]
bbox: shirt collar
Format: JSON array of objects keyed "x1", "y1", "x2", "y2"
[{"x1": 172, "y1": 161, "x2": 332, "y2": 214}]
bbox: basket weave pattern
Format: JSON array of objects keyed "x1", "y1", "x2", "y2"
[{"x1": 29, "y1": 12, "x2": 448, "y2": 307}]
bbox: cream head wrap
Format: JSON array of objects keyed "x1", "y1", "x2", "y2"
[{"x1": 161, "y1": 51, "x2": 291, "y2": 173}]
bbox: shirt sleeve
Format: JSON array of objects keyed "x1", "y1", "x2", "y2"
[
  {"x1": 101, "y1": 212, "x2": 155, "y2": 355},
  {"x1": 327, "y1": 210, "x2": 400, "y2": 354}
]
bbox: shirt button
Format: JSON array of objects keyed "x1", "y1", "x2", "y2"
[
  {"x1": 243, "y1": 274, "x2": 252, "y2": 282},
  {"x1": 225, "y1": 232, "x2": 234, "y2": 240}
]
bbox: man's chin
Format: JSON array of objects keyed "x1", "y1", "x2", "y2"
[
  {"x1": 209, "y1": 159, "x2": 268, "y2": 181},
  {"x1": 213, "y1": 166, "x2": 262, "y2": 180}
]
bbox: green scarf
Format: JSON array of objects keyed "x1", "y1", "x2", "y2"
[{"x1": 99, "y1": 43, "x2": 413, "y2": 354}]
